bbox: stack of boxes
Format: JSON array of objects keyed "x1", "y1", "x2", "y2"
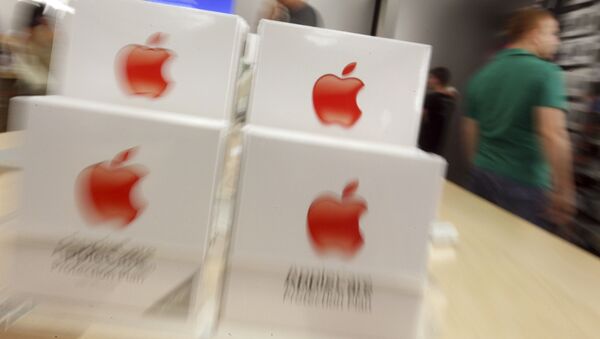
[
  {"x1": 221, "y1": 21, "x2": 446, "y2": 339},
  {"x1": 11, "y1": 0, "x2": 247, "y2": 324},
  {"x1": 8, "y1": 1, "x2": 446, "y2": 338}
]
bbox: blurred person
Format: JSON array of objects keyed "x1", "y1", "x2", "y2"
[
  {"x1": 463, "y1": 7, "x2": 574, "y2": 229},
  {"x1": 418, "y1": 67, "x2": 456, "y2": 156},
  {"x1": 7, "y1": 3, "x2": 54, "y2": 95},
  {"x1": 445, "y1": 85, "x2": 459, "y2": 99},
  {"x1": 269, "y1": 0, "x2": 321, "y2": 27},
  {"x1": 265, "y1": 1, "x2": 290, "y2": 23}
]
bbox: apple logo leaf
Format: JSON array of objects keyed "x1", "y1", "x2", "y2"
[
  {"x1": 110, "y1": 147, "x2": 137, "y2": 167},
  {"x1": 147, "y1": 32, "x2": 165, "y2": 46},
  {"x1": 342, "y1": 62, "x2": 357, "y2": 76},
  {"x1": 342, "y1": 179, "x2": 360, "y2": 198}
]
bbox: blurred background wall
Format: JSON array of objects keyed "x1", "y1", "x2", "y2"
[{"x1": 0, "y1": 0, "x2": 19, "y2": 32}]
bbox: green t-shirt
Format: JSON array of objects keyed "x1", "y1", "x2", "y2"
[{"x1": 466, "y1": 49, "x2": 568, "y2": 188}]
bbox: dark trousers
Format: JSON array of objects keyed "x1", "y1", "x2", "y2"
[{"x1": 468, "y1": 167, "x2": 552, "y2": 231}]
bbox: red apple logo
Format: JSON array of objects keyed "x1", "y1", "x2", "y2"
[
  {"x1": 116, "y1": 33, "x2": 174, "y2": 98},
  {"x1": 312, "y1": 62, "x2": 365, "y2": 128},
  {"x1": 306, "y1": 180, "x2": 367, "y2": 257},
  {"x1": 76, "y1": 148, "x2": 147, "y2": 228}
]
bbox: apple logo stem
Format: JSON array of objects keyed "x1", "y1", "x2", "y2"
[
  {"x1": 312, "y1": 62, "x2": 365, "y2": 128},
  {"x1": 306, "y1": 180, "x2": 367, "y2": 258}
]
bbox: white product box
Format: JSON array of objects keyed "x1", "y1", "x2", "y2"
[
  {"x1": 222, "y1": 126, "x2": 446, "y2": 338},
  {"x1": 53, "y1": 0, "x2": 248, "y2": 120},
  {"x1": 247, "y1": 20, "x2": 431, "y2": 146},
  {"x1": 9, "y1": 96, "x2": 226, "y2": 311}
]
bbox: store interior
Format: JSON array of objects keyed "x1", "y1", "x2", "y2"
[
  {"x1": 2, "y1": 0, "x2": 598, "y2": 254},
  {"x1": 0, "y1": 0, "x2": 599, "y2": 338}
]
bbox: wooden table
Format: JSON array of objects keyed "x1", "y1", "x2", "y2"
[
  {"x1": 1, "y1": 131, "x2": 599, "y2": 339},
  {"x1": 431, "y1": 183, "x2": 600, "y2": 339}
]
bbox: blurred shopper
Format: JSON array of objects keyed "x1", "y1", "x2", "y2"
[
  {"x1": 418, "y1": 67, "x2": 456, "y2": 156},
  {"x1": 7, "y1": 3, "x2": 54, "y2": 95},
  {"x1": 270, "y1": 0, "x2": 321, "y2": 27},
  {"x1": 463, "y1": 8, "x2": 575, "y2": 229}
]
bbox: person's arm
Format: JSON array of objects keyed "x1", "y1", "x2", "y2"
[
  {"x1": 534, "y1": 65, "x2": 575, "y2": 225},
  {"x1": 535, "y1": 107, "x2": 575, "y2": 225},
  {"x1": 462, "y1": 117, "x2": 479, "y2": 164},
  {"x1": 462, "y1": 79, "x2": 480, "y2": 164}
]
